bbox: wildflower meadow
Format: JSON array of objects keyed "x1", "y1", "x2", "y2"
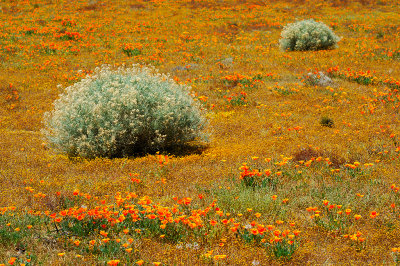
[{"x1": 1, "y1": 0, "x2": 400, "y2": 264}]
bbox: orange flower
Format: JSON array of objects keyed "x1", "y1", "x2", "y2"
[
  {"x1": 8, "y1": 257, "x2": 16, "y2": 265},
  {"x1": 107, "y1": 260, "x2": 120, "y2": 266},
  {"x1": 273, "y1": 235, "x2": 282, "y2": 242},
  {"x1": 354, "y1": 214, "x2": 362, "y2": 220},
  {"x1": 345, "y1": 209, "x2": 352, "y2": 215},
  {"x1": 136, "y1": 260, "x2": 144, "y2": 266},
  {"x1": 271, "y1": 195, "x2": 277, "y2": 200},
  {"x1": 182, "y1": 197, "x2": 192, "y2": 205},
  {"x1": 147, "y1": 214, "x2": 157, "y2": 219},
  {"x1": 250, "y1": 228, "x2": 259, "y2": 235},
  {"x1": 210, "y1": 220, "x2": 217, "y2": 226},
  {"x1": 350, "y1": 234, "x2": 358, "y2": 241},
  {"x1": 370, "y1": 211, "x2": 378, "y2": 218},
  {"x1": 74, "y1": 240, "x2": 80, "y2": 246},
  {"x1": 267, "y1": 224, "x2": 275, "y2": 231},
  {"x1": 255, "y1": 213, "x2": 261, "y2": 218},
  {"x1": 293, "y1": 230, "x2": 301, "y2": 236}
]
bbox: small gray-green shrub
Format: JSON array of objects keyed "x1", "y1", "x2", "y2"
[
  {"x1": 320, "y1": 116, "x2": 334, "y2": 128},
  {"x1": 43, "y1": 64, "x2": 208, "y2": 158},
  {"x1": 280, "y1": 19, "x2": 340, "y2": 51}
]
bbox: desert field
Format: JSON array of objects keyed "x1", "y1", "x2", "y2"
[{"x1": 1, "y1": 0, "x2": 400, "y2": 264}]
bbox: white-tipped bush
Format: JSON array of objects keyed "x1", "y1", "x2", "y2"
[
  {"x1": 280, "y1": 19, "x2": 340, "y2": 51},
  {"x1": 43, "y1": 64, "x2": 208, "y2": 158}
]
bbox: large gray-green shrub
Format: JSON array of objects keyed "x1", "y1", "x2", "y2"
[
  {"x1": 43, "y1": 64, "x2": 207, "y2": 158},
  {"x1": 280, "y1": 19, "x2": 340, "y2": 51}
]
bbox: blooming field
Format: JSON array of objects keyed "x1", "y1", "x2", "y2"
[{"x1": 1, "y1": 0, "x2": 400, "y2": 264}]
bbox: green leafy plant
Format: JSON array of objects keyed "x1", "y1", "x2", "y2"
[
  {"x1": 280, "y1": 19, "x2": 340, "y2": 51},
  {"x1": 239, "y1": 163, "x2": 279, "y2": 189},
  {"x1": 309, "y1": 202, "x2": 351, "y2": 235},
  {"x1": 320, "y1": 116, "x2": 334, "y2": 127},
  {"x1": 265, "y1": 237, "x2": 299, "y2": 261},
  {"x1": 121, "y1": 44, "x2": 142, "y2": 57},
  {"x1": 43, "y1": 64, "x2": 208, "y2": 158},
  {"x1": 235, "y1": 221, "x2": 300, "y2": 261}
]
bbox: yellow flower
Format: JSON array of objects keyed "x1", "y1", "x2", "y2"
[{"x1": 126, "y1": 248, "x2": 133, "y2": 253}]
